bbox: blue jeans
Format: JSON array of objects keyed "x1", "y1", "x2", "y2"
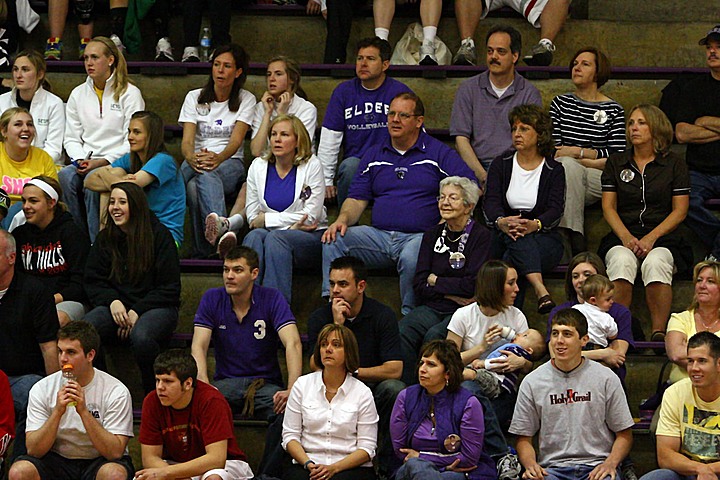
[
  {"x1": 58, "y1": 165, "x2": 101, "y2": 242},
  {"x1": 545, "y1": 464, "x2": 619, "y2": 480},
  {"x1": 336, "y1": 156, "x2": 360, "y2": 208},
  {"x1": 182, "y1": 158, "x2": 245, "y2": 257},
  {"x1": 322, "y1": 226, "x2": 422, "y2": 315},
  {"x1": 8, "y1": 374, "x2": 43, "y2": 461},
  {"x1": 639, "y1": 469, "x2": 689, "y2": 480},
  {"x1": 213, "y1": 376, "x2": 283, "y2": 421},
  {"x1": 261, "y1": 229, "x2": 324, "y2": 304},
  {"x1": 0, "y1": 201, "x2": 22, "y2": 230},
  {"x1": 395, "y1": 457, "x2": 466, "y2": 480},
  {"x1": 85, "y1": 306, "x2": 178, "y2": 393},
  {"x1": 687, "y1": 170, "x2": 720, "y2": 257},
  {"x1": 460, "y1": 380, "x2": 510, "y2": 459},
  {"x1": 399, "y1": 306, "x2": 453, "y2": 384}
]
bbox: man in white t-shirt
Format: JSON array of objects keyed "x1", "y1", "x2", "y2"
[
  {"x1": 640, "y1": 332, "x2": 720, "y2": 480},
  {"x1": 9, "y1": 321, "x2": 134, "y2": 480}
]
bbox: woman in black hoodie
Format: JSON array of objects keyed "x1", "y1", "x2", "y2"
[
  {"x1": 84, "y1": 181, "x2": 180, "y2": 393},
  {"x1": 13, "y1": 175, "x2": 90, "y2": 327}
]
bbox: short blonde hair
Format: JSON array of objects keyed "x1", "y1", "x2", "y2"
[
  {"x1": 690, "y1": 261, "x2": 720, "y2": 314},
  {"x1": 262, "y1": 115, "x2": 313, "y2": 165},
  {"x1": 0, "y1": 107, "x2": 31, "y2": 141},
  {"x1": 626, "y1": 104, "x2": 673, "y2": 156}
]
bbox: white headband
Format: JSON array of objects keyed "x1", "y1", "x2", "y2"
[{"x1": 25, "y1": 179, "x2": 59, "y2": 202}]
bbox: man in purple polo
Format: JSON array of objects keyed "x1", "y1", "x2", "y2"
[
  {"x1": 321, "y1": 92, "x2": 477, "y2": 315},
  {"x1": 190, "y1": 246, "x2": 302, "y2": 421},
  {"x1": 450, "y1": 25, "x2": 542, "y2": 183}
]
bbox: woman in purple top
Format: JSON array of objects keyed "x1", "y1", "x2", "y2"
[
  {"x1": 400, "y1": 176, "x2": 491, "y2": 385},
  {"x1": 390, "y1": 339, "x2": 495, "y2": 480},
  {"x1": 547, "y1": 252, "x2": 634, "y2": 383}
]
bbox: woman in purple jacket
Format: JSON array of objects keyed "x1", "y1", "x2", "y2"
[{"x1": 390, "y1": 340, "x2": 495, "y2": 480}]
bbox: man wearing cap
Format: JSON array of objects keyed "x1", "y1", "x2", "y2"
[
  {"x1": 0, "y1": 229, "x2": 59, "y2": 461},
  {"x1": 676, "y1": 25, "x2": 720, "y2": 261}
]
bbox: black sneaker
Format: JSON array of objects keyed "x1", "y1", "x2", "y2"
[{"x1": 523, "y1": 42, "x2": 555, "y2": 66}]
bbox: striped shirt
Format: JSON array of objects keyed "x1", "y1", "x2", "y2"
[{"x1": 549, "y1": 93, "x2": 626, "y2": 159}]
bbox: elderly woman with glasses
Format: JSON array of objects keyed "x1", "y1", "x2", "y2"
[{"x1": 399, "y1": 176, "x2": 491, "y2": 385}]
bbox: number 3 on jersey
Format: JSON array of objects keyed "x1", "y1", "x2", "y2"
[{"x1": 254, "y1": 319, "x2": 266, "y2": 339}]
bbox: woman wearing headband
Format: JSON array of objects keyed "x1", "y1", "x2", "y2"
[{"x1": 12, "y1": 175, "x2": 90, "y2": 326}]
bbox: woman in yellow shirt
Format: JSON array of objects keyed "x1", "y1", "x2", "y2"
[{"x1": 0, "y1": 106, "x2": 56, "y2": 228}]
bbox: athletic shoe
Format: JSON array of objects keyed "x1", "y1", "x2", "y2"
[
  {"x1": 217, "y1": 231, "x2": 237, "y2": 258},
  {"x1": 523, "y1": 41, "x2": 555, "y2": 66},
  {"x1": 453, "y1": 39, "x2": 476, "y2": 66},
  {"x1": 45, "y1": 38, "x2": 63, "y2": 61},
  {"x1": 78, "y1": 37, "x2": 92, "y2": 59},
  {"x1": 110, "y1": 34, "x2": 126, "y2": 54},
  {"x1": 473, "y1": 369, "x2": 500, "y2": 399},
  {"x1": 155, "y1": 37, "x2": 174, "y2": 61},
  {"x1": 621, "y1": 464, "x2": 638, "y2": 480},
  {"x1": 419, "y1": 42, "x2": 438, "y2": 66},
  {"x1": 204, "y1": 212, "x2": 230, "y2": 245},
  {"x1": 497, "y1": 453, "x2": 521, "y2": 480},
  {"x1": 182, "y1": 46, "x2": 200, "y2": 62}
]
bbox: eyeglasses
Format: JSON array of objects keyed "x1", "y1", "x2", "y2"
[
  {"x1": 387, "y1": 111, "x2": 420, "y2": 120},
  {"x1": 437, "y1": 194, "x2": 463, "y2": 203}
]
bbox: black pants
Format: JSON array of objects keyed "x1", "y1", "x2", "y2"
[
  {"x1": 324, "y1": 0, "x2": 363, "y2": 63},
  {"x1": 183, "y1": 0, "x2": 232, "y2": 48}
]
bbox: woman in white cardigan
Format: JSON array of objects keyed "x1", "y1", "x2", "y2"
[
  {"x1": 220, "y1": 114, "x2": 326, "y2": 303},
  {"x1": 0, "y1": 50, "x2": 65, "y2": 165}
]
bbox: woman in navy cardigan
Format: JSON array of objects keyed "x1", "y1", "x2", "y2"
[{"x1": 483, "y1": 104, "x2": 566, "y2": 314}]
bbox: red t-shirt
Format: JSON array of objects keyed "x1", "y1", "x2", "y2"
[{"x1": 139, "y1": 381, "x2": 246, "y2": 463}]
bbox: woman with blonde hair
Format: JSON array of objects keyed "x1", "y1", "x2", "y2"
[
  {"x1": 59, "y1": 35, "x2": 145, "y2": 242},
  {"x1": 215, "y1": 115, "x2": 326, "y2": 303},
  {"x1": 600, "y1": 104, "x2": 690, "y2": 341},
  {"x1": 0, "y1": 107, "x2": 56, "y2": 228},
  {"x1": 0, "y1": 50, "x2": 65, "y2": 164}
]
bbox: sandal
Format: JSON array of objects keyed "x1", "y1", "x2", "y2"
[{"x1": 537, "y1": 295, "x2": 556, "y2": 314}]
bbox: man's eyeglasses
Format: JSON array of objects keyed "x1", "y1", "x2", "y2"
[{"x1": 387, "y1": 111, "x2": 420, "y2": 120}]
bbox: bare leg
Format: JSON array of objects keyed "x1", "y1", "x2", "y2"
[
  {"x1": 454, "y1": 0, "x2": 483, "y2": 39},
  {"x1": 373, "y1": 0, "x2": 395, "y2": 30},
  {"x1": 420, "y1": 0, "x2": 442, "y2": 28},
  {"x1": 48, "y1": 0, "x2": 69, "y2": 38},
  {"x1": 538, "y1": 0, "x2": 570, "y2": 42},
  {"x1": 526, "y1": 272, "x2": 550, "y2": 298},
  {"x1": 78, "y1": 23, "x2": 94, "y2": 40},
  {"x1": 58, "y1": 311, "x2": 71, "y2": 327},
  {"x1": 228, "y1": 182, "x2": 247, "y2": 218},
  {"x1": 612, "y1": 278, "x2": 633, "y2": 308},
  {"x1": 646, "y1": 282, "x2": 672, "y2": 333}
]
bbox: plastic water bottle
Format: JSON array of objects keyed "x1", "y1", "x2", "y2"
[
  {"x1": 62, "y1": 364, "x2": 77, "y2": 407},
  {"x1": 200, "y1": 27, "x2": 212, "y2": 62}
]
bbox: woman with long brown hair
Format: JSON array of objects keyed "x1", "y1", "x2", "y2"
[{"x1": 84, "y1": 182, "x2": 180, "y2": 393}]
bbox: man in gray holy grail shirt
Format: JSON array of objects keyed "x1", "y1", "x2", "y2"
[{"x1": 509, "y1": 308, "x2": 634, "y2": 480}]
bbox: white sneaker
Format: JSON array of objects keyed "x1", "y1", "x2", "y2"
[
  {"x1": 110, "y1": 34, "x2": 125, "y2": 54},
  {"x1": 453, "y1": 38, "x2": 477, "y2": 66},
  {"x1": 217, "y1": 231, "x2": 238, "y2": 258},
  {"x1": 204, "y1": 212, "x2": 229, "y2": 245},
  {"x1": 182, "y1": 46, "x2": 200, "y2": 62},
  {"x1": 155, "y1": 37, "x2": 174, "y2": 61},
  {"x1": 419, "y1": 42, "x2": 438, "y2": 66}
]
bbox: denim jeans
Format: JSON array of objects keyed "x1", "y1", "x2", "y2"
[
  {"x1": 395, "y1": 457, "x2": 467, "y2": 480},
  {"x1": 639, "y1": 469, "x2": 689, "y2": 480},
  {"x1": 85, "y1": 306, "x2": 178, "y2": 393},
  {"x1": 58, "y1": 165, "x2": 101, "y2": 242},
  {"x1": 213, "y1": 376, "x2": 283, "y2": 421},
  {"x1": 8, "y1": 374, "x2": 43, "y2": 461},
  {"x1": 182, "y1": 158, "x2": 245, "y2": 257},
  {"x1": 460, "y1": 380, "x2": 510, "y2": 459},
  {"x1": 545, "y1": 464, "x2": 619, "y2": 480},
  {"x1": 687, "y1": 170, "x2": 720, "y2": 258},
  {"x1": 0, "y1": 201, "x2": 22, "y2": 230},
  {"x1": 371, "y1": 379, "x2": 406, "y2": 476},
  {"x1": 261, "y1": 229, "x2": 324, "y2": 304},
  {"x1": 336, "y1": 156, "x2": 360, "y2": 208},
  {"x1": 399, "y1": 306, "x2": 453, "y2": 384},
  {"x1": 322, "y1": 226, "x2": 422, "y2": 315}
]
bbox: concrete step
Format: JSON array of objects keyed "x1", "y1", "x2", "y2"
[{"x1": 588, "y1": 1, "x2": 720, "y2": 23}]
